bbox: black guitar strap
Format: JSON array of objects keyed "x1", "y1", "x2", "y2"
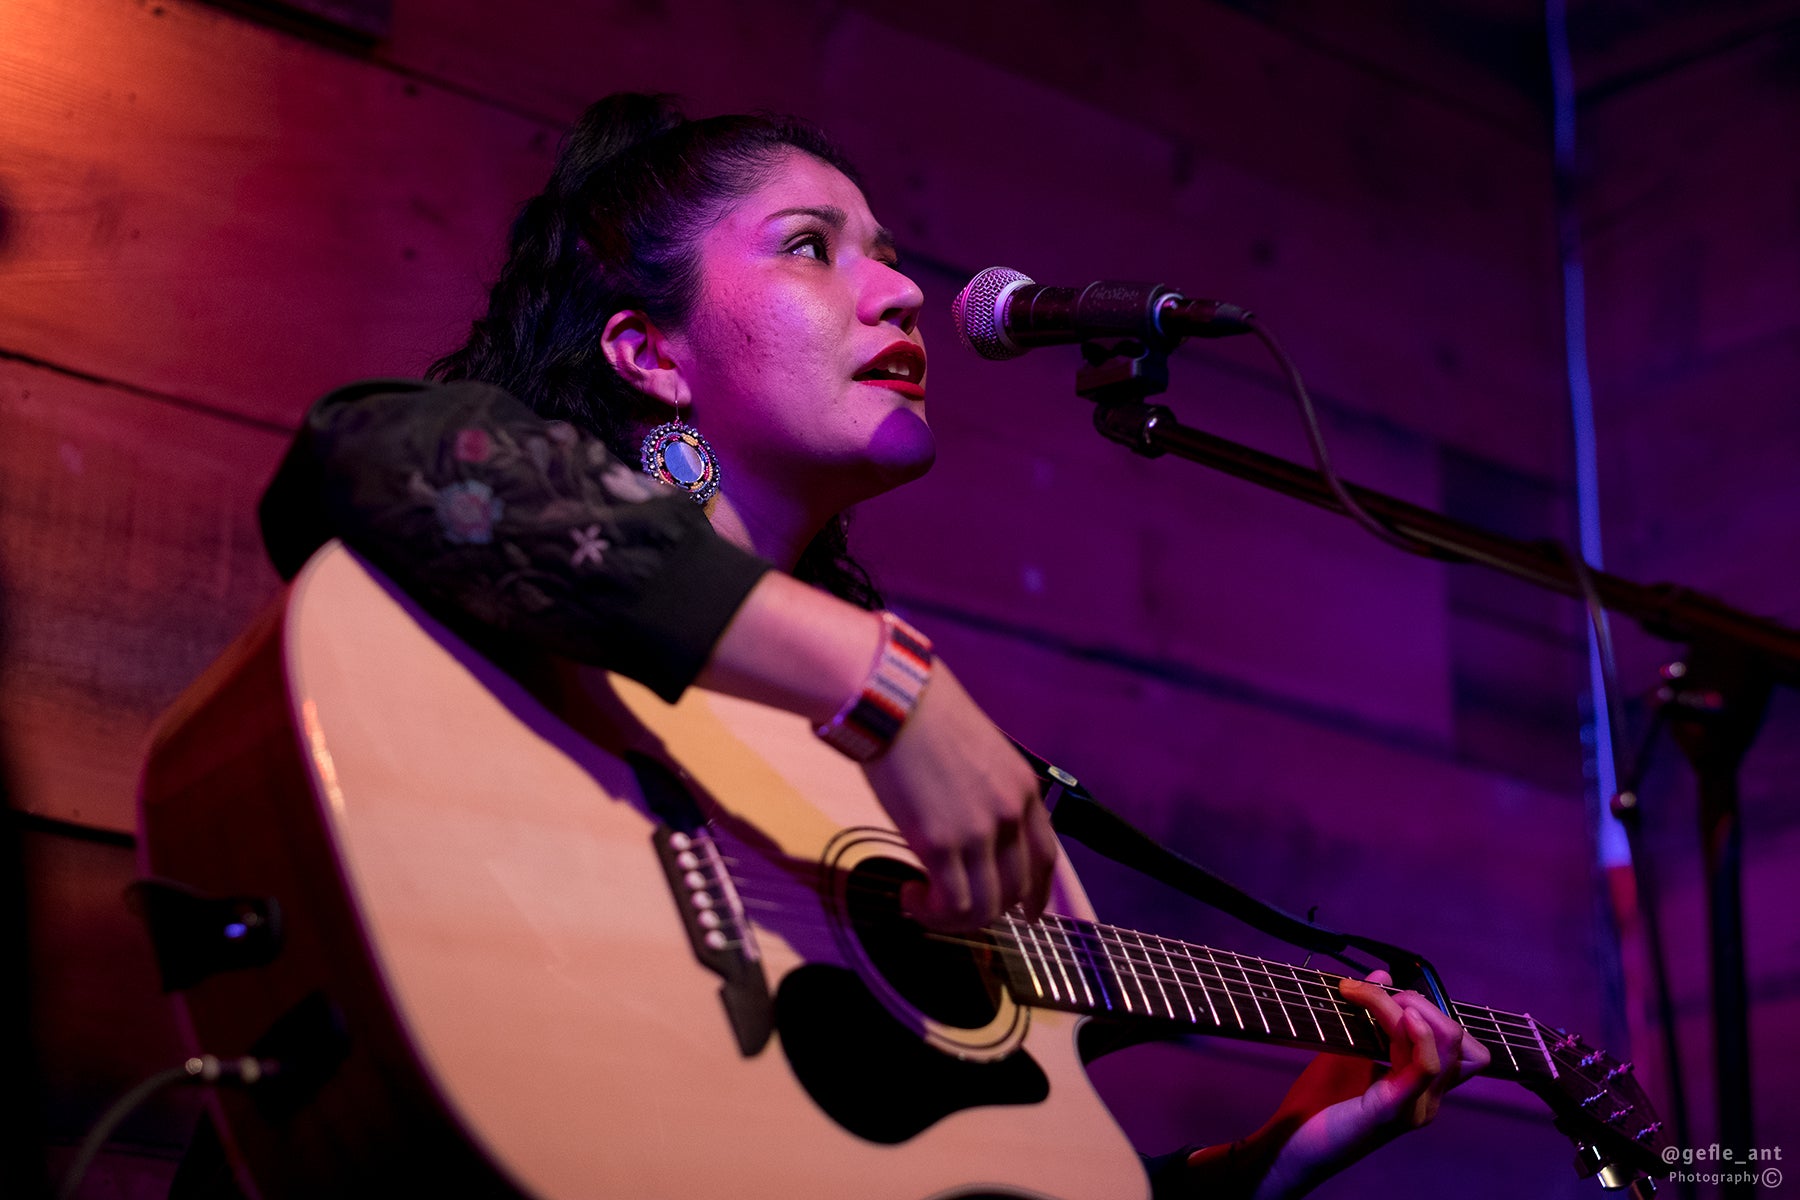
[{"x1": 1014, "y1": 742, "x2": 1453, "y2": 1011}]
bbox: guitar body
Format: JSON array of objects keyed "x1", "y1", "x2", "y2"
[{"x1": 138, "y1": 543, "x2": 1149, "y2": 1200}]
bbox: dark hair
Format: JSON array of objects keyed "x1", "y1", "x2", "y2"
[{"x1": 431, "y1": 93, "x2": 882, "y2": 609}]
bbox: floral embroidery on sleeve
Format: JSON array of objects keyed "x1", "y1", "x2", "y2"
[
  {"x1": 262, "y1": 378, "x2": 773, "y2": 702},
  {"x1": 570, "y1": 525, "x2": 609, "y2": 569},
  {"x1": 434, "y1": 479, "x2": 504, "y2": 545},
  {"x1": 453, "y1": 428, "x2": 492, "y2": 464}
]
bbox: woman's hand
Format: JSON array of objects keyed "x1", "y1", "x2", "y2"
[
  {"x1": 863, "y1": 662, "x2": 1058, "y2": 929},
  {"x1": 1184, "y1": 970, "x2": 1491, "y2": 1199},
  {"x1": 697, "y1": 573, "x2": 1056, "y2": 929}
]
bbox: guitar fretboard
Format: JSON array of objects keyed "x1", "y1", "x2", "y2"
[{"x1": 989, "y1": 912, "x2": 1547, "y2": 1081}]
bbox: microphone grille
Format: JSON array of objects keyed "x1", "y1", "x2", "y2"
[{"x1": 951, "y1": 266, "x2": 1033, "y2": 361}]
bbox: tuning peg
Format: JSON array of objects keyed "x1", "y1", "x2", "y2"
[
  {"x1": 1605, "y1": 1106, "x2": 1635, "y2": 1124},
  {"x1": 1554, "y1": 1032, "x2": 1584, "y2": 1053},
  {"x1": 1580, "y1": 1050, "x2": 1606, "y2": 1068},
  {"x1": 1580, "y1": 1091, "x2": 1608, "y2": 1109},
  {"x1": 1633, "y1": 1122, "x2": 1663, "y2": 1142},
  {"x1": 1572, "y1": 1141, "x2": 1605, "y2": 1178},
  {"x1": 1605, "y1": 1061, "x2": 1635, "y2": 1082}
]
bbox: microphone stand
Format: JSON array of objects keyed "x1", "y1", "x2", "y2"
[{"x1": 1074, "y1": 338, "x2": 1794, "y2": 1187}]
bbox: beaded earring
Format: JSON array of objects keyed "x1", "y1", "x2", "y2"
[{"x1": 639, "y1": 410, "x2": 721, "y2": 505}]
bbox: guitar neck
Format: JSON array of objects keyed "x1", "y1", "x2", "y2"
[{"x1": 987, "y1": 912, "x2": 1546, "y2": 1082}]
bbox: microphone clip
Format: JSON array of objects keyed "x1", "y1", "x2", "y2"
[{"x1": 1076, "y1": 338, "x2": 1175, "y2": 460}]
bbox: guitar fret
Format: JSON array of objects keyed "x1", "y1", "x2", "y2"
[
  {"x1": 1174, "y1": 939, "x2": 1222, "y2": 1028},
  {"x1": 1056, "y1": 917, "x2": 1114, "y2": 1012},
  {"x1": 1263, "y1": 957, "x2": 1299, "y2": 1039},
  {"x1": 1199, "y1": 946, "x2": 1247, "y2": 1030},
  {"x1": 1283, "y1": 961, "x2": 1327, "y2": 1044},
  {"x1": 1151, "y1": 934, "x2": 1199, "y2": 1023},
  {"x1": 1109, "y1": 927, "x2": 1153, "y2": 1014},
  {"x1": 1129, "y1": 931, "x2": 1178, "y2": 1021},
  {"x1": 1455, "y1": 1003, "x2": 1522, "y2": 1075},
  {"x1": 1227, "y1": 951, "x2": 1276, "y2": 1035},
  {"x1": 997, "y1": 919, "x2": 1557, "y2": 1082},
  {"x1": 1023, "y1": 919, "x2": 1064, "y2": 1004},
  {"x1": 1051, "y1": 920, "x2": 1100, "y2": 1010},
  {"x1": 1043, "y1": 920, "x2": 1081, "y2": 1005},
  {"x1": 1097, "y1": 927, "x2": 1131, "y2": 1013},
  {"x1": 1315, "y1": 969, "x2": 1357, "y2": 1047},
  {"x1": 1004, "y1": 915, "x2": 1047, "y2": 1001}
]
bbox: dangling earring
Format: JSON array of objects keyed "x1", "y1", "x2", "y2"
[{"x1": 640, "y1": 408, "x2": 721, "y2": 505}]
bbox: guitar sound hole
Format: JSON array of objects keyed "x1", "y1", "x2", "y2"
[{"x1": 845, "y1": 858, "x2": 1002, "y2": 1030}]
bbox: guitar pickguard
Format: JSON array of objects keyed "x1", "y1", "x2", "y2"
[{"x1": 776, "y1": 962, "x2": 1049, "y2": 1144}]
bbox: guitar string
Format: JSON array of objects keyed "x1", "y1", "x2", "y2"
[
  {"x1": 689, "y1": 828, "x2": 1546, "y2": 1053},
  {"x1": 723, "y1": 871, "x2": 1542, "y2": 1040},
  {"x1": 715, "y1": 870, "x2": 1545, "y2": 1047},
  {"x1": 713, "y1": 862, "x2": 1542, "y2": 1036},
  {"x1": 713, "y1": 919, "x2": 1546, "y2": 1066},
  {"x1": 692, "y1": 871, "x2": 1606, "y2": 1090},
  {"x1": 704, "y1": 878, "x2": 1544, "y2": 1057},
  {"x1": 719, "y1": 881, "x2": 1367, "y2": 1032}
]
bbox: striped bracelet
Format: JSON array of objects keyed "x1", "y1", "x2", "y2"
[{"x1": 814, "y1": 612, "x2": 934, "y2": 762}]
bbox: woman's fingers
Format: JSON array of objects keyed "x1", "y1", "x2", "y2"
[
  {"x1": 1339, "y1": 975, "x2": 1489, "y2": 1130},
  {"x1": 1020, "y1": 796, "x2": 1059, "y2": 920},
  {"x1": 866, "y1": 661, "x2": 1053, "y2": 930}
]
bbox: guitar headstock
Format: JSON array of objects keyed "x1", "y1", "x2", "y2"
[{"x1": 1523, "y1": 1021, "x2": 1671, "y2": 1189}]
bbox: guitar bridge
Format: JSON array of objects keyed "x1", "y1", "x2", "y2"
[
  {"x1": 629, "y1": 751, "x2": 774, "y2": 1056},
  {"x1": 653, "y1": 822, "x2": 774, "y2": 1056}
]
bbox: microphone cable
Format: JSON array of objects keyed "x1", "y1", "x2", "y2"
[
  {"x1": 1240, "y1": 313, "x2": 1445, "y2": 560},
  {"x1": 57, "y1": 1054, "x2": 275, "y2": 1200}
]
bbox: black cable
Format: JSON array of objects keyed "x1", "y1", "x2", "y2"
[
  {"x1": 1560, "y1": 541, "x2": 1636, "y2": 785},
  {"x1": 1244, "y1": 302, "x2": 1694, "y2": 1164},
  {"x1": 1559, "y1": 541, "x2": 1693, "y2": 1158},
  {"x1": 1244, "y1": 315, "x2": 1445, "y2": 560},
  {"x1": 57, "y1": 1055, "x2": 271, "y2": 1200}
]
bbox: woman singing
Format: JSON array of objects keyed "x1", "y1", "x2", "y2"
[{"x1": 257, "y1": 92, "x2": 1487, "y2": 1198}]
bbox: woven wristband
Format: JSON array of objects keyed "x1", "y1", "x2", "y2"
[{"x1": 815, "y1": 612, "x2": 934, "y2": 762}]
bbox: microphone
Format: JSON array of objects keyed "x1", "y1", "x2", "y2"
[{"x1": 950, "y1": 266, "x2": 1254, "y2": 361}]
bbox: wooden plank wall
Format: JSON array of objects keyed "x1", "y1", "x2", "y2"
[
  {"x1": 1579, "y1": 10, "x2": 1800, "y2": 1169},
  {"x1": 1, "y1": 0, "x2": 1639, "y2": 1194}
]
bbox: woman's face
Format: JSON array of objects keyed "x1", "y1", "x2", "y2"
[{"x1": 666, "y1": 150, "x2": 933, "y2": 510}]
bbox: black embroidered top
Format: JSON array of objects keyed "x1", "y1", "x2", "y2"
[{"x1": 258, "y1": 378, "x2": 772, "y2": 702}]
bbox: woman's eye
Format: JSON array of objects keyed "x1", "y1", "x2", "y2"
[{"x1": 787, "y1": 232, "x2": 830, "y2": 262}]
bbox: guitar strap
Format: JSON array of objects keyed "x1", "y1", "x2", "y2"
[{"x1": 1015, "y1": 743, "x2": 1454, "y2": 1011}]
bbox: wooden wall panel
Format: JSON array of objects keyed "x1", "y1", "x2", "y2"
[
  {"x1": 860, "y1": 262, "x2": 1459, "y2": 741},
  {"x1": 919, "y1": 614, "x2": 1611, "y2": 1195},
  {"x1": 818, "y1": 10, "x2": 1570, "y2": 481},
  {"x1": 0, "y1": 0, "x2": 553, "y2": 427},
  {"x1": 368, "y1": 1, "x2": 1570, "y2": 480},
  {"x1": 1, "y1": 0, "x2": 1621, "y2": 1189},
  {"x1": 1577, "y1": 12, "x2": 1800, "y2": 1167},
  {"x1": 379, "y1": 0, "x2": 831, "y2": 122},
  {"x1": 1582, "y1": 27, "x2": 1800, "y2": 400},
  {"x1": 23, "y1": 828, "x2": 197, "y2": 1149},
  {"x1": 1194, "y1": 0, "x2": 1549, "y2": 134},
  {"x1": 0, "y1": 359, "x2": 288, "y2": 830},
  {"x1": 1572, "y1": 0, "x2": 1800, "y2": 95},
  {"x1": 927, "y1": 618, "x2": 1601, "y2": 1020},
  {"x1": 1595, "y1": 330, "x2": 1800, "y2": 619}
]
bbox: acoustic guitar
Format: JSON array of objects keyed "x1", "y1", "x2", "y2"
[{"x1": 137, "y1": 542, "x2": 1669, "y2": 1198}]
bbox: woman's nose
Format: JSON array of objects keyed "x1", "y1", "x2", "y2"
[{"x1": 862, "y1": 260, "x2": 925, "y2": 335}]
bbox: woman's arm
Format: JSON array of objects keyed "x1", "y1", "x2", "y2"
[
  {"x1": 699, "y1": 572, "x2": 1058, "y2": 927},
  {"x1": 1157, "y1": 972, "x2": 1492, "y2": 1199},
  {"x1": 261, "y1": 378, "x2": 1055, "y2": 925}
]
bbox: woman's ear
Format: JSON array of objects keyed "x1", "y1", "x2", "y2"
[{"x1": 600, "y1": 310, "x2": 692, "y2": 408}]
